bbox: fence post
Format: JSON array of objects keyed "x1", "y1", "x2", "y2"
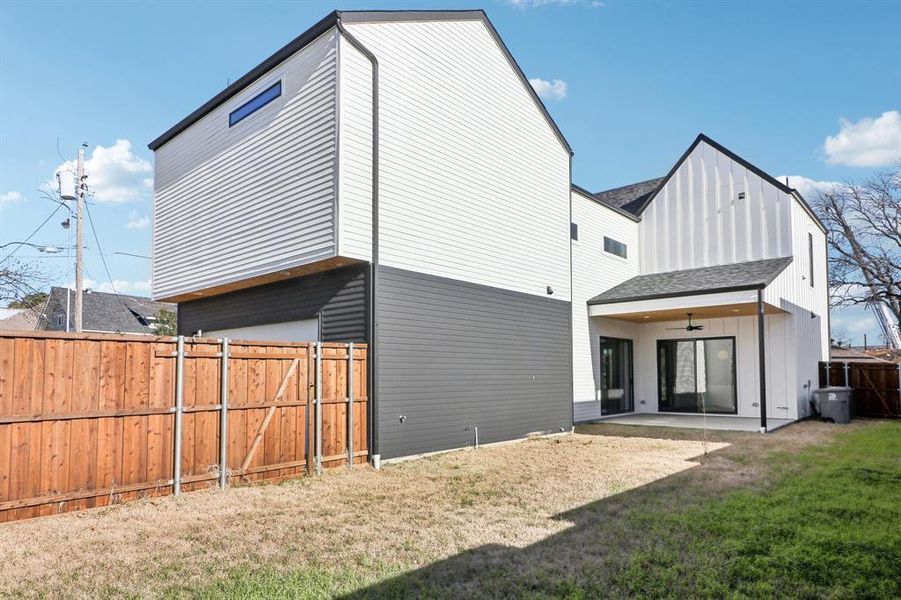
[
  {"x1": 219, "y1": 337, "x2": 229, "y2": 490},
  {"x1": 347, "y1": 342, "x2": 354, "y2": 470},
  {"x1": 825, "y1": 361, "x2": 830, "y2": 387},
  {"x1": 843, "y1": 362, "x2": 850, "y2": 387},
  {"x1": 315, "y1": 341, "x2": 322, "y2": 475},
  {"x1": 173, "y1": 335, "x2": 185, "y2": 496}
]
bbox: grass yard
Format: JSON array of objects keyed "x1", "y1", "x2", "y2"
[{"x1": 0, "y1": 420, "x2": 898, "y2": 598}]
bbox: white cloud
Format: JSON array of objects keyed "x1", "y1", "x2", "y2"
[
  {"x1": 779, "y1": 175, "x2": 841, "y2": 202},
  {"x1": 529, "y1": 78, "x2": 568, "y2": 101},
  {"x1": 0, "y1": 191, "x2": 23, "y2": 204},
  {"x1": 67, "y1": 278, "x2": 153, "y2": 295},
  {"x1": 52, "y1": 139, "x2": 153, "y2": 203},
  {"x1": 823, "y1": 110, "x2": 901, "y2": 167},
  {"x1": 832, "y1": 314, "x2": 877, "y2": 334},
  {"x1": 126, "y1": 211, "x2": 151, "y2": 230}
]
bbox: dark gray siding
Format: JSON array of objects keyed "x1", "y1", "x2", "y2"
[
  {"x1": 178, "y1": 264, "x2": 368, "y2": 342},
  {"x1": 377, "y1": 266, "x2": 572, "y2": 459}
]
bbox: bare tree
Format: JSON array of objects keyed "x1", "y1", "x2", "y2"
[
  {"x1": 813, "y1": 165, "x2": 900, "y2": 329},
  {"x1": 0, "y1": 259, "x2": 48, "y2": 307}
]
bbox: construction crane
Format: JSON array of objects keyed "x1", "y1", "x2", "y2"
[{"x1": 870, "y1": 302, "x2": 901, "y2": 350}]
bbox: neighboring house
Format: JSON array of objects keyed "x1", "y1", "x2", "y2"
[
  {"x1": 148, "y1": 10, "x2": 828, "y2": 462},
  {"x1": 829, "y1": 346, "x2": 890, "y2": 364},
  {"x1": 38, "y1": 287, "x2": 176, "y2": 335},
  {"x1": 0, "y1": 308, "x2": 39, "y2": 331}
]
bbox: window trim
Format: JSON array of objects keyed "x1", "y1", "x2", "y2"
[
  {"x1": 656, "y1": 336, "x2": 737, "y2": 415},
  {"x1": 603, "y1": 236, "x2": 627, "y2": 259},
  {"x1": 808, "y1": 232, "x2": 814, "y2": 288},
  {"x1": 228, "y1": 80, "x2": 283, "y2": 127}
]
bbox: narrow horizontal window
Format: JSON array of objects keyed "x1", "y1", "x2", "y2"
[
  {"x1": 229, "y1": 81, "x2": 282, "y2": 127},
  {"x1": 570, "y1": 223, "x2": 579, "y2": 241},
  {"x1": 604, "y1": 236, "x2": 627, "y2": 259}
]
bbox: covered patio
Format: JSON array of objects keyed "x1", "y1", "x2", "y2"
[
  {"x1": 592, "y1": 412, "x2": 794, "y2": 432},
  {"x1": 583, "y1": 258, "x2": 796, "y2": 432}
]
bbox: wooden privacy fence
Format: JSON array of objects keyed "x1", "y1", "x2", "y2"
[
  {"x1": 818, "y1": 361, "x2": 901, "y2": 418},
  {"x1": 0, "y1": 331, "x2": 367, "y2": 522}
]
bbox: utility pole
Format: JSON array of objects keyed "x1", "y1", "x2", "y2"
[{"x1": 74, "y1": 147, "x2": 86, "y2": 332}]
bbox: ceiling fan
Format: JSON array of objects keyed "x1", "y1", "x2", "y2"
[{"x1": 667, "y1": 313, "x2": 704, "y2": 332}]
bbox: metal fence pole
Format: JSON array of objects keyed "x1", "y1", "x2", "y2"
[
  {"x1": 843, "y1": 362, "x2": 850, "y2": 387},
  {"x1": 347, "y1": 342, "x2": 354, "y2": 470},
  {"x1": 825, "y1": 361, "x2": 830, "y2": 387},
  {"x1": 173, "y1": 335, "x2": 185, "y2": 496},
  {"x1": 219, "y1": 337, "x2": 229, "y2": 490},
  {"x1": 315, "y1": 341, "x2": 322, "y2": 475}
]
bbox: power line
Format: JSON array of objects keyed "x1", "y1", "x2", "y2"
[
  {"x1": 0, "y1": 203, "x2": 64, "y2": 265},
  {"x1": 84, "y1": 199, "x2": 131, "y2": 311}
]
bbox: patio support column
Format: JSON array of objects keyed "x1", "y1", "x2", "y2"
[{"x1": 757, "y1": 288, "x2": 768, "y2": 433}]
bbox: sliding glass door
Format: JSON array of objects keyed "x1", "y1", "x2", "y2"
[
  {"x1": 600, "y1": 337, "x2": 633, "y2": 415},
  {"x1": 657, "y1": 337, "x2": 736, "y2": 414}
]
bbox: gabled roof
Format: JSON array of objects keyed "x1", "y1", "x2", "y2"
[
  {"x1": 39, "y1": 287, "x2": 176, "y2": 334},
  {"x1": 587, "y1": 257, "x2": 793, "y2": 305},
  {"x1": 593, "y1": 177, "x2": 665, "y2": 216},
  {"x1": 148, "y1": 10, "x2": 572, "y2": 155},
  {"x1": 587, "y1": 134, "x2": 826, "y2": 233}
]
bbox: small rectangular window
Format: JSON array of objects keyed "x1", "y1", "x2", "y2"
[
  {"x1": 229, "y1": 81, "x2": 282, "y2": 127},
  {"x1": 604, "y1": 236, "x2": 627, "y2": 259},
  {"x1": 808, "y1": 233, "x2": 814, "y2": 287},
  {"x1": 570, "y1": 223, "x2": 579, "y2": 241}
]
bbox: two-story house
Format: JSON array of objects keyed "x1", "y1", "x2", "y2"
[{"x1": 149, "y1": 10, "x2": 828, "y2": 463}]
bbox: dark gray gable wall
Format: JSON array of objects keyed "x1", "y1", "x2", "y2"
[
  {"x1": 177, "y1": 264, "x2": 369, "y2": 342},
  {"x1": 376, "y1": 266, "x2": 572, "y2": 459}
]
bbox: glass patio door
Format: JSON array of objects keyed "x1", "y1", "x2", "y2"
[
  {"x1": 600, "y1": 337, "x2": 633, "y2": 415},
  {"x1": 657, "y1": 337, "x2": 737, "y2": 414}
]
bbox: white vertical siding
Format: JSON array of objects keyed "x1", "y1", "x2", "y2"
[
  {"x1": 571, "y1": 189, "x2": 640, "y2": 418},
  {"x1": 640, "y1": 140, "x2": 793, "y2": 274},
  {"x1": 152, "y1": 30, "x2": 339, "y2": 300},
  {"x1": 764, "y1": 198, "x2": 830, "y2": 416},
  {"x1": 344, "y1": 19, "x2": 571, "y2": 300},
  {"x1": 337, "y1": 35, "x2": 373, "y2": 261}
]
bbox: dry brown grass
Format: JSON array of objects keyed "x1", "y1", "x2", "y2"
[{"x1": 0, "y1": 420, "x2": 849, "y2": 598}]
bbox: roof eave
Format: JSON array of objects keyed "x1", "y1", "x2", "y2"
[
  {"x1": 571, "y1": 184, "x2": 641, "y2": 222},
  {"x1": 587, "y1": 282, "x2": 766, "y2": 306}
]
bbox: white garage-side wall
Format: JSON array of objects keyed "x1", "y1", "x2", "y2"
[
  {"x1": 640, "y1": 138, "x2": 793, "y2": 275},
  {"x1": 765, "y1": 196, "x2": 830, "y2": 417},
  {"x1": 206, "y1": 318, "x2": 320, "y2": 343},
  {"x1": 343, "y1": 17, "x2": 571, "y2": 300},
  {"x1": 571, "y1": 188, "x2": 640, "y2": 421},
  {"x1": 152, "y1": 29, "x2": 339, "y2": 301}
]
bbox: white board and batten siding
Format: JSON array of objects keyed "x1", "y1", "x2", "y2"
[
  {"x1": 640, "y1": 139, "x2": 793, "y2": 275},
  {"x1": 571, "y1": 188, "x2": 640, "y2": 421},
  {"x1": 152, "y1": 29, "x2": 340, "y2": 301},
  {"x1": 343, "y1": 18, "x2": 572, "y2": 300}
]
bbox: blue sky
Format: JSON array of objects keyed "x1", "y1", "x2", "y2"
[{"x1": 1, "y1": 0, "x2": 899, "y2": 344}]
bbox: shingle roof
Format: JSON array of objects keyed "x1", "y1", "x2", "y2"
[
  {"x1": 40, "y1": 287, "x2": 176, "y2": 334},
  {"x1": 587, "y1": 257, "x2": 793, "y2": 305},
  {"x1": 593, "y1": 177, "x2": 665, "y2": 216}
]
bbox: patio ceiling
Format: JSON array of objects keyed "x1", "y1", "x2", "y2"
[{"x1": 588, "y1": 288, "x2": 787, "y2": 322}]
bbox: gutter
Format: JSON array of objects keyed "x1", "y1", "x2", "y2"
[{"x1": 335, "y1": 15, "x2": 381, "y2": 464}]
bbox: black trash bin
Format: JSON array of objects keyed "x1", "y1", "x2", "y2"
[{"x1": 813, "y1": 387, "x2": 852, "y2": 423}]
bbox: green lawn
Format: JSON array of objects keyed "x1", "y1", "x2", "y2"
[{"x1": 177, "y1": 421, "x2": 901, "y2": 599}]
